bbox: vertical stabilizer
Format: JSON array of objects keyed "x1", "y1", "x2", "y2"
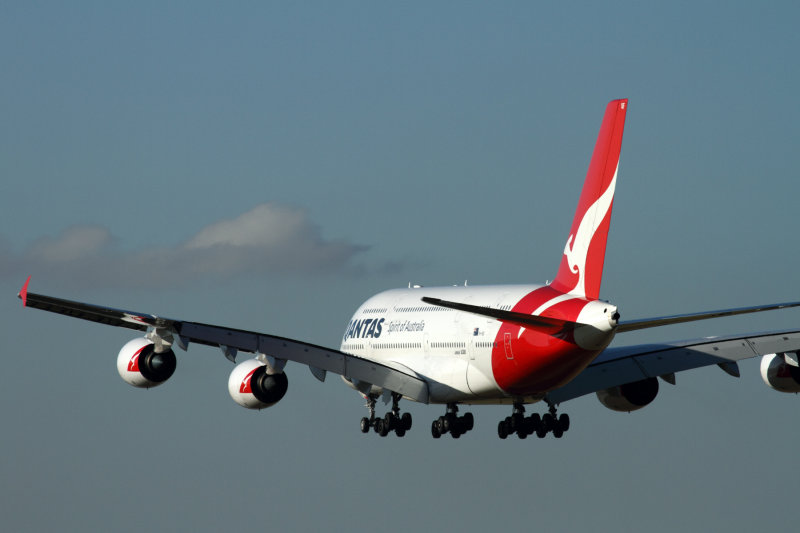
[{"x1": 550, "y1": 99, "x2": 628, "y2": 300}]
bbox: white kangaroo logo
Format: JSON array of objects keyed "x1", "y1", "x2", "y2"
[{"x1": 561, "y1": 166, "x2": 618, "y2": 299}]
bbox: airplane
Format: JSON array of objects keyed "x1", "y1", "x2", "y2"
[{"x1": 18, "y1": 99, "x2": 800, "y2": 440}]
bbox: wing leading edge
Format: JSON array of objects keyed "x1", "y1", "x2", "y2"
[{"x1": 19, "y1": 286, "x2": 429, "y2": 404}]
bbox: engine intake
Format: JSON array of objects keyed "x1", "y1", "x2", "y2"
[
  {"x1": 116, "y1": 337, "x2": 177, "y2": 389},
  {"x1": 228, "y1": 358, "x2": 289, "y2": 410},
  {"x1": 760, "y1": 352, "x2": 800, "y2": 393},
  {"x1": 596, "y1": 377, "x2": 659, "y2": 412}
]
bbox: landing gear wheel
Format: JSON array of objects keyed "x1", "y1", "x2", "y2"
[
  {"x1": 528, "y1": 413, "x2": 541, "y2": 436},
  {"x1": 498, "y1": 420, "x2": 509, "y2": 439},
  {"x1": 511, "y1": 413, "x2": 524, "y2": 433},
  {"x1": 384, "y1": 412, "x2": 396, "y2": 431},
  {"x1": 432, "y1": 404, "x2": 474, "y2": 439},
  {"x1": 558, "y1": 413, "x2": 570, "y2": 432},
  {"x1": 361, "y1": 392, "x2": 413, "y2": 437},
  {"x1": 542, "y1": 412, "x2": 555, "y2": 432},
  {"x1": 401, "y1": 412, "x2": 412, "y2": 431},
  {"x1": 463, "y1": 412, "x2": 474, "y2": 431},
  {"x1": 553, "y1": 427, "x2": 564, "y2": 439},
  {"x1": 443, "y1": 413, "x2": 457, "y2": 433}
]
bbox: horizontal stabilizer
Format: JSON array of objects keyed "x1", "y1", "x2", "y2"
[{"x1": 421, "y1": 296, "x2": 579, "y2": 335}]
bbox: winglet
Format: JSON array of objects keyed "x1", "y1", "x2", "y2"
[{"x1": 18, "y1": 276, "x2": 31, "y2": 307}]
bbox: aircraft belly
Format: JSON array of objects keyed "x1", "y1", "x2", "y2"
[
  {"x1": 466, "y1": 364, "x2": 497, "y2": 397},
  {"x1": 424, "y1": 358, "x2": 473, "y2": 403}
]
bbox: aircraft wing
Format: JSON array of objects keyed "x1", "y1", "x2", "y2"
[
  {"x1": 545, "y1": 329, "x2": 800, "y2": 404},
  {"x1": 18, "y1": 283, "x2": 430, "y2": 404}
]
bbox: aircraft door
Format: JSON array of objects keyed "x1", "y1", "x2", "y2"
[{"x1": 466, "y1": 336, "x2": 495, "y2": 396}]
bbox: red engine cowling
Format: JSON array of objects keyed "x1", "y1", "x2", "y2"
[
  {"x1": 760, "y1": 353, "x2": 800, "y2": 393},
  {"x1": 596, "y1": 377, "x2": 659, "y2": 412},
  {"x1": 116, "y1": 337, "x2": 177, "y2": 388},
  {"x1": 228, "y1": 358, "x2": 289, "y2": 410}
]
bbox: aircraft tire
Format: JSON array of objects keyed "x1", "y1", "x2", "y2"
[
  {"x1": 384, "y1": 412, "x2": 396, "y2": 430},
  {"x1": 498, "y1": 420, "x2": 508, "y2": 439},
  {"x1": 401, "y1": 412, "x2": 412, "y2": 431},
  {"x1": 558, "y1": 413, "x2": 570, "y2": 432}
]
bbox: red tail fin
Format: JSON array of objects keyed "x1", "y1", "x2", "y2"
[{"x1": 550, "y1": 99, "x2": 628, "y2": 300}]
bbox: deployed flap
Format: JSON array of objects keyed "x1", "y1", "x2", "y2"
[
  {"x1": 545, "y1": 329, "x2": 800, "y2": 404},
  {"x1": 19, "y1": 287, "x2": 429, "y2": 403}
]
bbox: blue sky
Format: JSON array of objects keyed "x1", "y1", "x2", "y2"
[{"x1": 2, "y1": 2, "x2": 799, "y2": 531}]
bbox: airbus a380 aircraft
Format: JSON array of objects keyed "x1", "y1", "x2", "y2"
[{"x1": 19, "y1": 99, "x2": 800, "y2": 440}]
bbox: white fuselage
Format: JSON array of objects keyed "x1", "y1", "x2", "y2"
[{"x1": 339, "y1": 284, "x2": 618, "y2": 404}]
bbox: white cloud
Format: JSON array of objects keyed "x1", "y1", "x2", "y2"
[
  {"x1": 29, "y1": 226, "x2": 112, "y2": 263},
  {"x1": 185, "y1": 204, "x2": 308, "y2": 249},
  {"x1": 6, "y1": 204, "x2": 373, "y2": 288}
]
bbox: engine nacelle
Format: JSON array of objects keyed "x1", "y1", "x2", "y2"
[
  {"x1": 116, "y1": 337, "x2": 177, "y2": 389},
  {"x1": 760, "y1": 353, "x2": 800, "y2": 393},
  {"x1": 228, "y1": 358, "x2": 289, "y2": 410},
  {"x1": 596, "y1": 377, "x2": 659, "y2": 412}
]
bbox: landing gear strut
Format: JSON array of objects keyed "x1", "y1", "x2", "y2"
[
  {"x1": 431, "y1": 403, "x2": 474, "y2": 439},
  {"x1": 360, "y1": 393, "x2": 412, "y2": 437},
  {"x1": 497, "y1": 402, "x2": 570, "y2": 440}
]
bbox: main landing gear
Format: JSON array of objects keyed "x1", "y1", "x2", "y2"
[
  {"x1": 431, "y1": 403, "x2": 474, "y2": 439},
  {"x1": 360, "y1": 393, "x2": 413, "y2": 437},
  {"x1": 497, "y1": 402, "x2": 570, "y2": 440}
]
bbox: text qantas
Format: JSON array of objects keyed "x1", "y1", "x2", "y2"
[
  {"x1": 343, "y1": 318, "x2": 427, "y2": 340},
  {"x1": 344, "y1": 318, "x2": 384, "y2": 340}
]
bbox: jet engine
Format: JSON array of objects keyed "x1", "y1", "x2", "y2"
[
  {"x1": 760, "y1": 352, "x2": 800, "y2": 393},
  {"x1": 116, "y1": 337, "x2": 177, "y2": 388},
  {"x1": 228, "y1": 358, "x2": 289, "y2": 409},
  {"x1": 596, "y1": 377, "x2": 659, "y2": 412}
]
